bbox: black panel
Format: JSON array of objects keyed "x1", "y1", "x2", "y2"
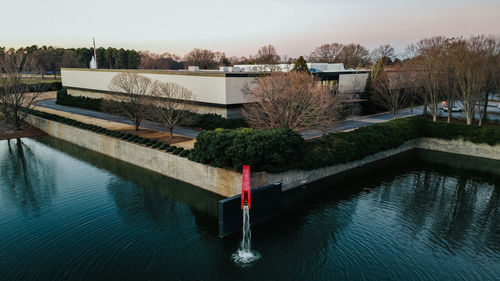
[{"x1": 218, "y1": 183, "x2": 282, "y2": 238}]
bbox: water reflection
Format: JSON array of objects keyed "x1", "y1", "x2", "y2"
[
  {"x1": 0, "y1": 138, "x2": 499, "y2": 281},
  {"x1": 0, "y1": 138, "x2": 56, "y2": 216},
  {"x1": 33, "y1": 136, "x2": 222, "y2": 219}
]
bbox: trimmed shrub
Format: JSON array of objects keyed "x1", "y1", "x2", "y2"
[
  {"x1": 159, "y1": 143, "x2": 168, "y2": 150},
  {"x1": 179, "y1": 149, "x2": 190, "y2": 157},
  {"x1": 56, "y1": 88, "x2": 102, "y2": 111},
  {"x1": 180, "y1": 112, "x2": 248, "y2": 130},
  {"x1": 173, "y1": 147, "x2": 184, "y2": 155},
  {"x1": 166, "y1": 146, "x2": 176, "y2": 152},
  {"x1": 190, "y1": 127, "x2": 305, "y2": 172}
]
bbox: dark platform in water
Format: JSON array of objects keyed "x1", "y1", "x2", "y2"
[{"x1": 218, "y1": 183, "x2": 282, "y2": 238}]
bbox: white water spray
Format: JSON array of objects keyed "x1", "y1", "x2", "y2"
[{"x1": 232, "y1": 205, "x2": 260, "y2": 266}]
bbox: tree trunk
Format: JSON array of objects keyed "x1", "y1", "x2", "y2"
[
  {"x1": 423, "y1": 102, "x2": 428, "y2": 115},
  {"x1": 135, "y1": 116, "x2": 140, "y2": 131},
  {"x1": 481, "y1": 92, "x2": 489, "y2": 123},
  {"x1": 447, "y1": 102, "x2": 452, "y2": 123},
  {"x1": 432, "y1": 114, "x2": 437, "y2": 122},
  {"x1": 466, "y1": 116, "x2": 472, "y2": 125},
  {"x1": 169, "y1": 128, "x2": 174, "y2": 140}
]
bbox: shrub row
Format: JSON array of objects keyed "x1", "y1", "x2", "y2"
[
  {"x1": 55, "y1": 89, "x2": 248, "y2": 130},
  {"x1": 189, "y1": 116, "x2": 500, "y2": 173},
  {"x1": 26, "y1": 109, "x2": 192, "y2": 158},
  {"x1": 56, "y1": 88, "x2": 102, "y2": 111},
  {"x1": 0, "y1": 81, "x2": 62, "y2": 94},
  {"x1": 301, "y1": 117, "x2": 422, "y2": 169}
]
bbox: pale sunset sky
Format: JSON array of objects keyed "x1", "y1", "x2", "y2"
[{"x1": 2, "y1": 0, "x2": 499, "y2": 57}]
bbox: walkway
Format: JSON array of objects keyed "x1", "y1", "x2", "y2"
[{"x1": 35, "y1": 99, "x2": 201, "y2": 138}]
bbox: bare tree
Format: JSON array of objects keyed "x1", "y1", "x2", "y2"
[
  {"x1": 371, "y1": 44, "x2": 395, "y2": 65},
  {"x1": 448, "y1": 39, "x2": 489, "y2": 125},
  {"x1": 338, "y1": 43, "x2": 370, "y2": 68},
  {"x1": 108, "y1": 72, "x2": 158, "y2": 131},
  {"x1": 255, "y1": 45, "x2": 280, "y2": 64},
  {"x1": 0, "y1": 50, "x2": 42, "y2": 130},
  {"x1": 152, "y1": 82, "x2": 194, "y2": 140},
  {"x1": 414, "y1": 37, "x2": 448, "y2": 122},
  {"x1": 184, "y1": 48, "x2": 217, "y2": 69},
  {"x1": 371, "y1": 68, "x2": 409, "y2": 118},
  {"x1": 468, "y1": 35, "x2": 500, "y2": 123},
  {"x1": 139, "y1": 51, "x2": 183, "y2": 70},
  {"x1": 309, "y1": 43, "x2": 343, "y2": 63},
  {"x1": 242, "y1": 71, "x2": 341, "y2": 130}
]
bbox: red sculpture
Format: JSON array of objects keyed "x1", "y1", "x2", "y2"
[{"x1": 241, "y1": 165, "x2": 251, "y2": 209}]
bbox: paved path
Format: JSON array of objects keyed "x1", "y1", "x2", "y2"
[
  {"x1": 298, "y1": 106, "x2": 425, "y2": 139},
  {"x1": 35, "y1": 99, "x2": 201, "y2": 138}
]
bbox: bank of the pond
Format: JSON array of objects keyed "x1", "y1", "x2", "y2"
[
  {"x1": 0, "y1": 120, "x2": 46, "y2": 140},
  {"x1": 25, "y1": 111, "x2": 500, "y2": 197}
]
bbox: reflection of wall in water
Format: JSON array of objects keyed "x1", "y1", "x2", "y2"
[{"x1": 33, "y1": 136, "x2": 222, "y2": 218}]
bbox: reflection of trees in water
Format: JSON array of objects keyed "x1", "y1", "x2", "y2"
[
  {"x1": 370, "y1": 166, "x2": 500, "y2": 254},
  {"x1": 0, "y1": 139, "x2": 56, "y2": 216}
]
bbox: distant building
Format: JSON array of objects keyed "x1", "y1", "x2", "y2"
[
  {"x1": 234, "y1": 63, "x2": 369, "y2": 94},
  {"x1": 61, "y1": 64, "x2": 369, "y2": 119}
]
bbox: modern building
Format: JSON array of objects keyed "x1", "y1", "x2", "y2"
[
  {"x1": 61, "y1": 63, "x2": 369, "y2": 119},
  {"x1": 61, "y1": 68, "x2": 256, "y2": 118}
]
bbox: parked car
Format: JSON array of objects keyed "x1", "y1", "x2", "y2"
[
  {"x1": 443, "y1": 105, "x2": 462, "y2": 112},
  {"x1": 497, "y1": 104, "x2": 500, "y2": 110}
]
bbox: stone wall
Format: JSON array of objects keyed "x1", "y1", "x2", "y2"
[
  {"x1": 26, "y1": 114, "x2": 243, "y2": 197},
  {"x1": 25, "y1": 113, "x2": 500, "y2": 197},
  {"x1": 416, "y1": 138, "x2": 500, "y2": 161}
]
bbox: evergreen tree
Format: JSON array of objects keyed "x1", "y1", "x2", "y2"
[
  {"x1": 362, "y1": 58, "x2": 385, "y2": 114},
  {"x1": 293, "y1": 56, "x2": 309, "y2": 73}
]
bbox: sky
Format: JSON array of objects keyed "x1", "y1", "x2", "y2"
[{"x1": 2, "y1": 0, "x2": 499, "y2": 58}]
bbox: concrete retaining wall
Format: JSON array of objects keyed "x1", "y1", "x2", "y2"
[
  {"x1": 25, "y1": 113, "x2": 500, "y2": 197},
  {"x1": 253, "y1": 138, "x2": 500, "y2": 191},
  {"x1": 252, "y1": 140, "x2": 418, "y2": 191},
  {"x1": 26, "y1": 114, "x2": 243, "y2": 197},
  {"x1": 416, "y1": 138, "x2": 500, "y2": 161}
]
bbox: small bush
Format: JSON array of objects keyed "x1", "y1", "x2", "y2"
[
  {"x1": 166, "y1": 146, "x2": 176, "y2": 152},
  {"x1": 159, "y1": 143, "x2": 168, "y2": 150},
  {"x1": 173, "y1": 147, "x2": 184, "y2": 155},
  {"x1": 179, "y1": 149, "x2": 190, "y2": 157}
]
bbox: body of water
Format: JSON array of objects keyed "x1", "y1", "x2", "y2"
[{"x1": 0, "y1": 137, "x2": 499, "y2": 281}]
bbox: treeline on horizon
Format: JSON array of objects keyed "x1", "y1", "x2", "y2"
[
  {"x1": 0, "y1": 42, "x2": 399, "y2": 75},
  {"x1": 0, "y1": 34, "x2": 497, "y2": 75}
]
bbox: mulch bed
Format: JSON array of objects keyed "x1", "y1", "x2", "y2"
[{"x1": 0, "y1": 121, "x2": 46, "y2": 140}]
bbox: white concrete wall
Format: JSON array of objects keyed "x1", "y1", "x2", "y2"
[{"x1": 61, "y1": 68, "x2": 253, "y2": 105}]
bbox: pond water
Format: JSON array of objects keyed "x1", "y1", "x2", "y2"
[{"x1": 0, "y1": 137, "x2": 499, "y2": 281}]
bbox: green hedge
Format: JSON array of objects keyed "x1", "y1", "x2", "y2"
[
  {"x1": 56, "y1": 88, "x2": 102, "y2": 111},
  {"x1": 0, "y1": 81, "x2": 62, "y2": 94},
  {"x1": 180, "y1": 112, "x2": 248, "y2": 130},
  {"x1": 302, "y1": 117, "x2": 422, "y2": 169},
  {"x1": 189, "y1": 128, "x2": 305, "y2": 173},
  {"x1": 189, "y1": 117, "x2": 500, "y2": 173}
]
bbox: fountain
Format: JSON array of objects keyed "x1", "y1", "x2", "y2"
[{"x1": 232, "y1": 165, "x2": 261, "y2": 266}]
